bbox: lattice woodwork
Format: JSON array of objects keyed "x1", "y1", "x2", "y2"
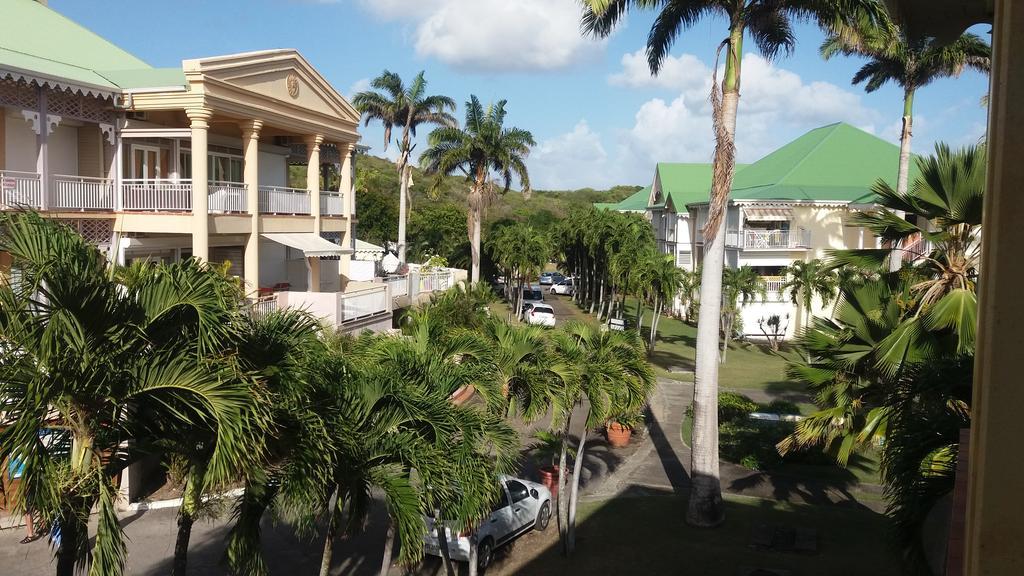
[
  {"x1": 0, "y1": 76, "x2": 38, "y2": 109},
  {"x1": 47, "y1": 88, "x2": 115, "y2": 124},
  {"x1": 321, "y1": 231, "x2": 341, "y2": 243},
  {"x1": 57, "y1": 218, "x2": 114, "y2": 246}
]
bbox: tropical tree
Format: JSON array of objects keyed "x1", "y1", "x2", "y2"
[
  {"x1": 780, "y1": 259, "x2": 838, "y2": 332},
  {"x1": 679, "y1": 266, "x2": 702, "y2": 324},
  {"x1": 353, "y1": 70, "x2": 457, "y2": 261},
  {"x1": 0, "y1": 213, "x2": 257, "y2": 576},
  {"x1": 644, "y1": 253, "x2": 686, "y2": 352},
  {"x1": 420, "y1": 95, "x2": 536, "y2": 283},
  {"x1": 781, "y1": 145, "x2": 983, "y2": 572},
  {"x1": 582, "y1": 0, "x2": 874, "y2": 527},
  {"x1": 489, "y1": 225, "x2": 550, "y2": 319},
  {"x1": 720, "y1": 266, "x2": 766, "y2": 363},
  {"x1": 820, "y1": 4, "x2": 990, "y2": 270},
  {"x1": 548, "y1": 322, "x2": 654, "y2": 555}
]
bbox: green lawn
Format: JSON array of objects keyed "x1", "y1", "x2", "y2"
[{"x1": 499, "y1": 493, "x2": 901, "y2": 576}]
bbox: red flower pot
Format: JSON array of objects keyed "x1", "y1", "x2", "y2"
[
  {"x1": 606, "y1": 422, "x2": 632, "y2": 448},
  {"x1": 538, "y1": 465, "x2": 560, "y2": 495}
]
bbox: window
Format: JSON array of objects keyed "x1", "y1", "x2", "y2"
[
  {"x1": 490, "y1": 489, "x2": 509, "y2": 512},
  {"x1": 506, "y1": 480, "x2": 530, "y2": 504}
]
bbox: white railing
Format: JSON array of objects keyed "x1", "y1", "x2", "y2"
[
  {"x1": 901, "y1": 236, "x2": 927, "y2": 264},
  {"x1": 51, "y1": 174, "x2": 114, "y2": 210},
  {"x1": 208, "y1": 181, "x2": 247, "y2": 213},
  {"x1": 247, "y1": 296, "x2": 278, "y2": 319},
  {"x1": 320, "y1": 192, "x2": 344, "y2": 216},
  {"x1": 259, "y1": 186, "x2": 310, "y2": 215},
  {"x1": 762, "y1": 276, "x2": 787, "y2": 301},
  {"x1": 419, "y1": 270, "x2": 453, "y2": 293},
  {"x1": 0, "y1": 170, "x2": 42, "y2": 209},
  {"x1": 743, "y1": 229, "x2": 811, "y2": 250},
  {"x1": 123, "y1": 179, "x2": 192, "y2": 211},
  {"x1": 383, "y1": 274, "x2": 409, "y2": 298},
  {"x1": 340, "y1": 285, "x2": 390, "y2": 323}
]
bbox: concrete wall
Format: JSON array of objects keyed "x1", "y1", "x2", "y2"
[
  {"x1": 257, "y1": 149, "x2": 286, "y2": 187},
  {"x1": 348, "y1": 259, "x2": 375, "y2": 281}
]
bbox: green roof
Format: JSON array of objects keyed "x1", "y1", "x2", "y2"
[
  {"x1": 616, "y1": 186, "x2": 653, "y2": 211},
  {"x1": 655, "y1": 163, "x2": 749, "y2": 212},
  {"x1": 0, "y1": 0, "x2": 185, "y2": 92},
  {"x1": 729, "y1": 122, "x2": 917, "y2": 203}
]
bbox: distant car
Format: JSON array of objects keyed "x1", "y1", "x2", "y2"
[
  {"x1": 538, "y1": 272, "x2": 565, "y2": 286},
  {"x1": 549, "y1": 278, "x2": 575, "y2": 295},
  {"x1": 521, "y1": 286, "x2": 544, "y2": 307},
  {"x1": 423, "y1": 475, "x2": 552, "y2": 571},
  {"x1": 524, "y1": 303, "x2": 556, "y2": 327}
]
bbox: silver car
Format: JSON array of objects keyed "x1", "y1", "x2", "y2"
[{"x1": 423, "y1": 475, "x2": 552, "y2": 571}]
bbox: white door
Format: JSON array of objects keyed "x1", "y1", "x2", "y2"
[
  {"x1": 505, "y1": 479, "x2": 534, "y2": 531},
  {"x1": 485, "y1": 486, "x2": 516, "y2": 541},
  {"x1": 132, "y1": 145, "x2": 162, "y2": 180}
]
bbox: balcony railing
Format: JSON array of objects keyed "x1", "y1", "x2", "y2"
[
  {"x1": 208, "y1": 181, "x2": 247, "y2": 213},
  {"x1": 320, "y1": 192, "x2": 344, "y2": 216},
  {"x1": 0, "y1": 170, "x2": 42, "y2": 209},
  {"x1": 52, "y1": 175, "x2": 115, "y2": 210},
  {"x1": 123, "y1": 179, "x2": 192, "y2": 211},
  {"x1": 743, "y1": 229, "x2": 811, "y2": 250},
  {"x1": 259, "y1": 185, "x2": 310, "y2": 215},
  {"x1": 247, "y1": 295, "x2": 278, "y2": 319},
  {"x1": 340, "y1": 285, "x2": 390, "y2": 323},
  {"x1": 382, "y1": 274, "x2": 409, "y2": 298},
  {"x1": 762, "y1": 275, "x2": 788, "y2": 301}
]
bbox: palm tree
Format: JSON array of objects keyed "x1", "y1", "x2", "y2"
[
  {"x1": 0, "y1": 213, "x2": 257, "y2": 576},
  {"x1": 820, "y1": 5, "x2": 990, "y2": 271},
  {"x1": 720, "y1": 266, "x2": 766, "y2": 363},
  {"x1": 489, "y1": 225, "x2": 550, "y2": 319},
  {"x1": 644, "y1": 253, "x2": 686, "y2": 352},
  {"x1": 582, "y1": 0, "x2": 872, "y2": 527},
  {"x1": 420, "y1": 95, "x2": 536, "y2": 283},
  {"x1": 780, "y1": 259, "x2": 838, "y2": 332},
  {"x1": 352, "y1": 71, "x2": 457, "y2": 262},
  {"x1": 548, "y1": 322, "x2": 654, "y2": 555}
]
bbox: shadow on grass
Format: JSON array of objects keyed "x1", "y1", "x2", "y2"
[{"x1": 504, "y1": 488, "x2": 902, "y2": 576}]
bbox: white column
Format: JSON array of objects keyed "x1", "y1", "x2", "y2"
[
  {"x1": 966, "y1": 1, "x2": 1024, "y2": 573},
  {"x1": 187, "y1": 108, "x2": 213, "y2": 262},
  {"x1": 338, "y1": 144, "x2": 355, "y2": 288},
  {"x1": 36, "y1": 89, "x2": 48, "y2": 210},
  {"x1": 242, "y1": 120, "x2": 263, "y2": 295},
  {"x1": 305, "y1": 134, "x2": 323, "y2": 292}
]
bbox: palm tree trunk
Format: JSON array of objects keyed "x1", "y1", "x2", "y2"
[
  {"x1": 398, "y1": 162, "x2": 411, "y2": 262},
  {"x1": 648, "y1": 296, "x2": 660, "y2": 350},
  {"x1": 890, "y1": 87, "x2": 916, "y2": 272},
  {"x1": 566, "y1": 406, "x2": 590, "y2": 556},
  {"x1": 173, "y1": 462, "x2": 207, "y2": 576},
  {"x1": 471, "y1": 204, "x2": 482, "y2": 283},
  {"x1": 688, "y1": 26, "x2": 743, "y2": 529},
  {"x1": 55, "y1": 508, "x2": 84, "y2": 576},
  {"x1": 379, "y1": 518, "x2": 396, "y2": 576},
  {"x1": 720, "y1": 314, "x2": 731, "y2": 364},
  {"x1": 319, "y1": 487, "x2": 343, "y2": 576},
  {"x1": 556, "y1": 414, "x2": 572, "y2": 554},
  {"x1": 435, "y1": 507, "x2": 456, "y2": 576}
]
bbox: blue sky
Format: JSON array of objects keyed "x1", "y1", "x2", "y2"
[{"x1": 52, "y1": 0, "x2": 991, "y2": 190}]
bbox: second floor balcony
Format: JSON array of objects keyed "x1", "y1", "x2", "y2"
[
  {"x1": 742, "y1": 228, "x2": 811, "y2": 250},
  {"x1": 0, "y1": 171, "x2": 345, "y2": 216}
]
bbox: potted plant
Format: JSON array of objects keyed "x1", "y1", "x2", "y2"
[
  {"x1": 606, "y1": 410, "x2": 644, "y2": 448},
  {"x1": 531, "y1": 431, "x2": 563, "y2": 495}
]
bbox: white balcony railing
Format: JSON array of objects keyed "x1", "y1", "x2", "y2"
[
  {"x1": 383, "y1": 274, "x2": 409, "y2": 298},
  {"x1": 320, "y1": 192, "x2": 344, "y2": 216},
  {"x1": 123, "y1": 179, "x2": 192, "y2": 211},
  {"x1": 762, "y1": 275, "x2": 788, "y2": 301},
  {"x1": 52, "y1": 174, "x2": 115, "y2": 210},
  {"x1": 743, "y1": 229, "x2": 811, "y2": 250},
  {"x1": 0, "y1": 170, "x2": 42, "y2": 209},
  {"x1": 419, "y1": 270, "x2": 453, "y2": 293},
  {"x1": 340, "y1": 285, "x2": 390, "y2": 323},
  {"x1": 259, "y1": 186, "x2": 310, "y2": 215},
  {"x1": 208, "y1": 181, "x2": 247, "y2": 213},
  {"x1": 247, "y1": 295, "x2": 278, "y2": 319}
]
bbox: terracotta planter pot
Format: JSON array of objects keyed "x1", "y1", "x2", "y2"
[
  {"x1": 606, "y1": 422, "x2": 632, "y2": 448},
  {"x1": 538, "y1": 465, "x2": 560, "y2": 495}
]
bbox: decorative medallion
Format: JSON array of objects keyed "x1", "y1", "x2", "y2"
[{"x1": 286, "y1": 73, "x2": 300, "y2": 99}]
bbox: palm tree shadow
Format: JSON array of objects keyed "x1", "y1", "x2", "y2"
[{"x1": 645, "y1": 403, "x2": 690, "y2": 493}]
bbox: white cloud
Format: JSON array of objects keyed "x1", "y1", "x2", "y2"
[
  {"x1": 354, "y1": 0, "x2": 602, "y2": 72},
  {"x1": 346, "y1": 77, "x2": 371, "y2": 99},
  {"x1": 531, "y1": 51, "x2": 886, "y2": 189},
  {"x1": 529, "y1": 120, "x2": 612, "y2": 190}
]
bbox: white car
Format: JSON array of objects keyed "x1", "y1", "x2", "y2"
[
  {"x1": 524, "y1": 303, "x2": 556, "y2": 327},
  {"x1": 549, "y1": 278, "x2": 575, "y2": 295},
  {"x1": 423, "y1": 475, "x2": 552, "y2": 571}
]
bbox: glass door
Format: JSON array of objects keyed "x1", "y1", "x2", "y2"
[{"x1": 132, "y1": 145, "x2": 163, "y2": 180}]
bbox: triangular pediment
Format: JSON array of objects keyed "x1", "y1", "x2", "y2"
[{"x1": 186, "y1": 50, "x2": 360, "y2": 125}]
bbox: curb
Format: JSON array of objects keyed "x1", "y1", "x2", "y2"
[{"x1": 124, "y1": 487, "x2": 245, "y2": 513}]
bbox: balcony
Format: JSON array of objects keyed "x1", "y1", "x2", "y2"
[
  {"x1": 122, "y1": 179, "x2": 192, "y2": 211},
  {"x1": 208, "y1": 181, "x2": 247, "y2": 213},
  {"x1": 742, "y1": 229, "x2": 811, "y2": 250},
  {"x1": 320, "y1": 191, "x2": 344, "y2": 216},
  {"x1": 762, "y1": 275, "x2": 788, "y2": 301},
  {"x1": 0, "y1": 170, "x2": 42, "y2": 209},
  {"x1": 259, "y1": 185, "x2": 310, "y2": 215},
  {"x1": 275, "y1": 284, "x2": 391, "y2": 329},
  {"x1": 52, "y1": 175, "x2": 116, "y2": 211}
]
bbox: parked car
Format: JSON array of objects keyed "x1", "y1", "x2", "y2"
[
  {"x1": 423, "y1": 475, "x2": 552, "y2": 571},
  {"x1": 549, "y1": 278, "x2": 575, "y2": 295},
  {"x1": 524, "y1": 303, "x2": 556, "y2": 327},
  {"x1": 521, "y1": 286, "x2": 544, "y2": 307},
  {"x1": 538, "y1": 272, "x2": 565, "y2": 285}
]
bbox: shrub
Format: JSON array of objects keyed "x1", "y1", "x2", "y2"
[
  {"x1": 719, "y1": 392, "x2": 758, "y2": 423},
  {"x1": 759, "y1": 399, "x2": 801, "y2": 415}
]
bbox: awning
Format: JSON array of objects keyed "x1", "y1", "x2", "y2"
[
  {"x1": 260, "y1": 233, "x2": 352, "y2": 258},
  {"x1": 743, "y1": 207, "x2": 792, "y2": 222}
]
